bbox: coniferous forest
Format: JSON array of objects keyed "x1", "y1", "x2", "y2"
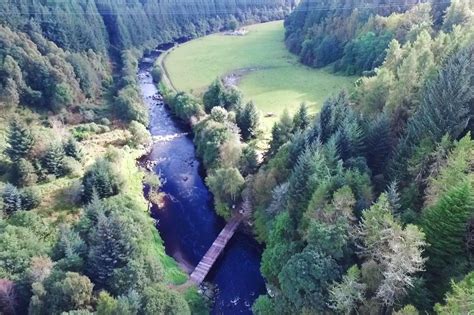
[{"x1": 0, "y1": 0, "x2": 473, "y2": 314}]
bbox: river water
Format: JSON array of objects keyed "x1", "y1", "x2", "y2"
[{"x1": 138, "y1": 48, "x2": 266, "y2": 314}]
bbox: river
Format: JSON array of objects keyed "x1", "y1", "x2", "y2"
[{"x1": 138, "y1": 47, "x2": 266, "y2": 314}]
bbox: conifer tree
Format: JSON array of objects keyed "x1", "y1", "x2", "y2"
[
  {"x1": 1, "y1": 183, "x2": 22, "y2": 214},
  {"x1": 5, "y1": 120, "x2": 34, "y2": 162},
  {"x1": 292, "y1": 103, "x2": 310, "y2": 133},
  {"x1": 64, "y1": 137, "x2": 83, "y2": 161},
  {"x1": 236, "y1": 101, "x2": 260, "y2": 141},
  {"x1": 86, "y1": 212, "x2": 133, "y2": 289},
  {"x1": 267, "y1": 109, "x2": 293, "y2": 158},
  {"x1": 13, "y1": 158, "x2": 38, "y2": 187},
  {"x1": 422, "y1": 183, "x2": 474, "y2": 292},
  {"x1": 43, "y1": 144, "x2": 66, "y2": 177},
  {"x1": 82, "y1": 159, "x2": 121, "y2": 202}
]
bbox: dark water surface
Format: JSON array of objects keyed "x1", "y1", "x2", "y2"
[{"x1": 138, "y1": 49, "x2": 266, "y2": 314}]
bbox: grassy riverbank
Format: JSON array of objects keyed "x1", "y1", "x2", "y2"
[{"x1": 164, "y1": 21, "x2": 355, "y2": 129}]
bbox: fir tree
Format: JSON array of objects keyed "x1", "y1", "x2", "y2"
[
  {"x1": 42, "y1": 144, "x2": 66, "y2": 177},
  {"x1": 236, "y1": 101, "x2": 260, "y2": 141},
  {"x1": 292, "y1": 103, "x2": 310, "y2": 133},
  {"x1": 267, "y1": 109, "x2": 293, "y2": 158},
  {"x1": 1, "y1": 183, "x2": 22, "y2": 214},
  {"x1": 5, "y1": 120, "x2": 34, "y2": 162},
  {"x1": 64, "y1": 137, "x2": 83, "y2": 161},
  {"x1": 86, "y1": 212, "x2": 133, "y2": 289},
  {"x1": 82, "y1": 159, "x2": 121, "y2": 202}
]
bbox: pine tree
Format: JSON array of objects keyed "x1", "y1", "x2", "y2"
[
  {"x1": 64, "y1": 137, "x2": 83, "y2": 161},
  {"x1": 236, "y1": 101, "x2": 260, "y2": 141},
  {"x1": 292, "y1": 103, "x2": 310, "y2": 133},
  {"x1": 86, "y1": 212, "x2": 133, "y2": 289},
  {"x1": 43, "y1": 144, "x2": 66, "y2": 176},
  {"x1": 82, "y1": 159, "x2": 121, "y2": 202},
  {"x1": 1, "y1": 183, "x2": 22, "y2": 214},
  {"x1": 267, "y1": 109, "x2": 293, "y2": 158},
  {"x1": 5, "y1": 120, "x2": 34, "y2": 162},
  {"x1": 422, "y1": 183, "x2": 474, "y2": 292}
]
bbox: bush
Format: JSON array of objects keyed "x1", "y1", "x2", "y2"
[
  {"x1": 63, "y1": 156, "x2": 83, "y2": 177},
  {"x1": 151, "y1": 65, "x2": 162, "y2": 83},
  {"x1": 13, "y1": 158, "x2": 38, "y2": 186},
  {"x1": 128, "y1": 121, "x2": 151, "y2": 148},
  {"x1": 20, "y1": 187, "x2": 41, "y2": 210}
]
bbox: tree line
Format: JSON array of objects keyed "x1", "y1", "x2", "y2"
[{"x1": 284, "y1": 0, "x2": 470, "y2": 75}]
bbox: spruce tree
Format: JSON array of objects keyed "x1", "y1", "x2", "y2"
[
  {"x1": 422, "y1": 183, "x2": 474, "y2": 293},
  {"x1": 82, "y1": 159, "x2": 121, "y2": 202},
  {"x1": 13, "y1": 158, "x2": 38, "y2": 187},
  {"x1": 43, "y1": 144, "x2": 66, "y2": 177},
  {"x1": 292, "y1": 103, "x2": 310, "y2": 133},
  {"x1": 1, "y1": 183, "x2": 22, "y2": 214},
  {"x1": 365, "y1": 114, "x2": 393, "y2": 177},
  {"x1": 5, "y1": 120, "x2": 34, "y2": 162},
  {"x1": 86, "y1": 212, "x2": 133, "y2": 289},
  {"x1": 64, "y1": 137, "x2": 82, "y2": 161},
  {"x1": 267, "y1": 109, "x2": 293, "y2": 158},
  {"x1": 236, "y1": 101, "x2": 260, "y2": 141}
]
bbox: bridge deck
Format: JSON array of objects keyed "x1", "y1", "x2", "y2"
[{"x1": 189, "y1": 215, "x2": 242, "y2": 284}]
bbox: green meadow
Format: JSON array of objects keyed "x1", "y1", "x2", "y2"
[{"x1": 163, "y1": 21, "x2": 355, "y2": 129}]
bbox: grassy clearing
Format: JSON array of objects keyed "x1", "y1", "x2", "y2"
[{"x1": 164, "y1": 21, "x2": 355, "y2": 129}]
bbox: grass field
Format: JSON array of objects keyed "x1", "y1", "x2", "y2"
[{"x1": 164, "y1": 21, "x2": 355, "y2": 129}]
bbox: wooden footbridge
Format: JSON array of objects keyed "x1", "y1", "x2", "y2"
[{"x1": 188, "y1": 214, "x2": 243, "y2": 284}]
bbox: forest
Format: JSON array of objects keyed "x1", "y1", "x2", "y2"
[
  {"x1": 0, "y1": 0, "x2": 291, "y2": 314},
  {"x1": 0, "y1": 0, "x2": 473, "y2": 314}
]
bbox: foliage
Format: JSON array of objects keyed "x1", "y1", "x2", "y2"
[
  {"x1": 167, "y1": 92, "x2": 203, "y2": 121},
  {"x1": 206, "y1": 167, "x2": 245, "y2": 218},
  {"x1": 1, "y1": 183, "x2": 22, "y2": 215},
  {"x1": 236, "y1": 101, "x2": 260, "y2": 141},
  {"x1": 82, "y1": 159, "x2": 122, "y2": 203},
  {"x1": 5, "y1": 120, "x2": 34, "y2": 162},
  {"x1": 142, "y1": 284, "x2": 190, "y2": 315},
  {"x1": 434, "y1": 272, "x2": 474, "y2": 314}
]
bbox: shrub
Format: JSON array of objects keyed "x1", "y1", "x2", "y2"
[
  {"x1": 13, "y1": 158, "x2": 38, "y2": 186},
  {"x1": 20, "y1": 187, "x2": 41, "y2": 210},
  {"x1": 63, "y1": 156, "x2": 83, "y2": 177},
  {"x1": 128, "y1": 121, "x2": 151, "y2": 148}
]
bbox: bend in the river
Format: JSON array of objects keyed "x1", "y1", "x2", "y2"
[{"x1": 138, "y1": 45, "x2": 265, "y2": 314}]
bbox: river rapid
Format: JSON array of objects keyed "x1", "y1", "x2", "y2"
[{"x1": 138, "y1": 47, "x2": 266, "y2": 314}]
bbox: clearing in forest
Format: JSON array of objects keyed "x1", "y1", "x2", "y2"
[{"x1": 163, "y1": 21, "x2": 355, "y2": 129}]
